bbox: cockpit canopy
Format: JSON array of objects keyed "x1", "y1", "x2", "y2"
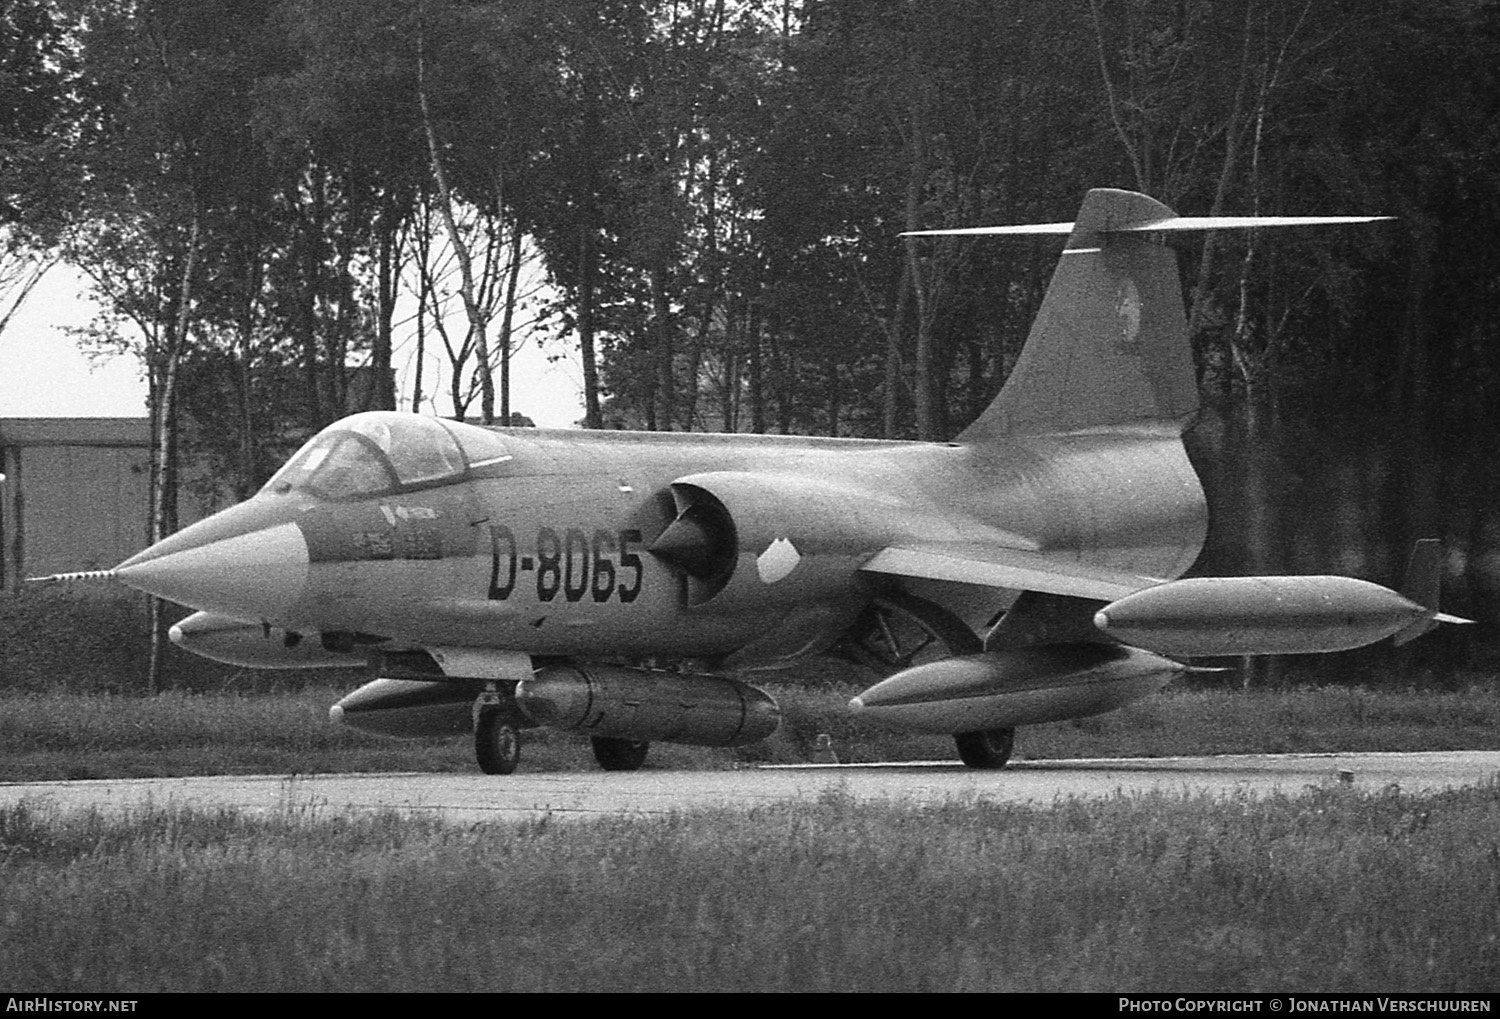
[{"x1": 262, "y1": 412, "x2": 512, "y2": 500}]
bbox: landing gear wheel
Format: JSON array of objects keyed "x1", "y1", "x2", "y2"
[
  {"x1": 954, "y1": 727, "x2": 1015, "y2": 770},
  {"x1": 475, "y1": 708, "x2": 521, "y2": 775},
  {"x1": 592, "y1": 736, "x2": 649, "y2": 772}
]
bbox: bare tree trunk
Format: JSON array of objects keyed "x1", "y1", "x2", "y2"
[
  {"x1": 883, "y1": 260, "x2": 912, "y2": 438},
  {"x1": 235, "y1": 259, "x2": 258, "y2": 499},
  {"x1": 650, "y1": 264, "x2": 675, "y2": 430},
  {"x1": 1089, "y1": 0, "x2": 1147, "y2": 191},
  {"x1": 748, "y1": 308, "x2": 765, "y2": 434},
  {"x1": 578, "y1": 220, "x2": 602, "y2": 429},
  {"x1": 718, "y1": 298, "x2": 741, "y2": 432},
  {"x1": 418, "y1": 24, "x2": 494, "y2": 423},
  {"x1": 498, "y1": 225, "x2": 522, "y2": 424},
  {"x1": 682, "y1": 313, "x2": 710, "y2": 431},
  {"x1": 298, "y1": 182, "x2": 324, "y2": 429},
  {"x1": 1392, "y1": 197, "x2": 1436, "y2": 408},
  {"x1": 824, "y1": 356, "x2": 841, "y2": 437},
  {"x1": 903, "y1": 93, "x2": 937, "y2": 440},
  {"x1": 372, "y1": 199, "x2": 399, "y2": 412},
  {"x1": 1187, "y1": 7, "x2": 1254, "y2": 359},
  {"x1": 147, "y1": 210, "x2": 200, "y2": 695},
  {"x1": 411, "y1": 195, "x2": 432, "y2": 414},
  {"x1": 769, "y1": 324, "x2": 792, "y2": 434}
]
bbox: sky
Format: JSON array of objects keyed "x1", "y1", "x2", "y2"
[{"x1": 0, "y1": 264, "x2": 588, "y2": 427}]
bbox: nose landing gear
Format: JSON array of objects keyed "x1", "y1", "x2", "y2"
[{"x1": 474, "y1": 683, "x2": 527, "y2": 776}]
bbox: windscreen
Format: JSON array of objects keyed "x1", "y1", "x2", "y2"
[{"x1": 262, "y1": 412, "x2": 471, "y2": 500}]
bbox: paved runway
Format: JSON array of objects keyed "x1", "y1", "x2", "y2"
[{"x1": 2, "y1": 751, "x2": 1498, "y2": 824}]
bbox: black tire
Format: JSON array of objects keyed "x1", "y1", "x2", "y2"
[
  {"x1": 475, "y1": 709, "x2": 521, "y2": 775},
  {"x1": 592, "y1": 736, "x2": 649, "y2": 772},
  {"x1": 954, "y1": 727, "x2": 1015, "y2": 770}
]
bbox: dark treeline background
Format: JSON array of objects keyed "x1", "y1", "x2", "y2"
[{"x1": 3, "y1": 0, "x2": 1499, "y2": 678}]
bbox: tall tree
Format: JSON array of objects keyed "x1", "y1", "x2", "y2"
[
  {"x1": 63, "y1": 0, "x2": 253, "y2": 688},
  {"x1": 0, "y1": 0, "x2": 74, "y2": 338}
]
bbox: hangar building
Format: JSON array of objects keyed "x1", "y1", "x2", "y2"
[{"x1": 0, "y1": 418, "x2": 212, "y2": 593}]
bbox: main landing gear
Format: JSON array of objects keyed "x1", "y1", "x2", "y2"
[
  {"x1": 472, "y1": 686, "x2": 653, "y2": 775},
  {"x1": 845, "y1": 592, "x2": 1022, "y2": 769}
]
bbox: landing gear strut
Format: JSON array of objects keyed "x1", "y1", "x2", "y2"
[
  {"x1": 591, "y1": 736, "x2": 649, "y2": 772},
  {"x1": 841, "y1": 591, "x2": 984, "y2": 673},
  {"x1": 474, "y1": 687, "x2": 524, "y2": 775},
  {"x1": 845, "y1": 593, "x2": 1021, "y2": 769},
  {"x1": 954, "y1": 727, "x2": 1015, "y2": 770}
]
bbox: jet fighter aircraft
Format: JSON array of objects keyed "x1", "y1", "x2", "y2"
[{"x1": 66, "y1": 187, "x2": 1467, "y2": 774}]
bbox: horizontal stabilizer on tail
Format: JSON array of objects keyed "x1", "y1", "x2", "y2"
[
  {"x1": 904, "y1": 189, "x2": 1393, "y2": 441},
  {"x1": 902, "y1": 214, "x2": 1392, "y2": 238}
]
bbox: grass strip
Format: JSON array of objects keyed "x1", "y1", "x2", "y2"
[{"x1": 2, "y1": 784, "x2": 1498, "y2": 992}]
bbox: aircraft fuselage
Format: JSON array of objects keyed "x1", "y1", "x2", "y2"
[
  {"x1": 89, "y1": 187, "x2": 1442, "y2": 774},
  {"x1": 117, "y1": 419, "x2": 1206, "y2": 670}
]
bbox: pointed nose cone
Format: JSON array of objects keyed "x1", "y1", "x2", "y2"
[{"x1": 114, "y1": 501, "x2": 310, "y2": 621}]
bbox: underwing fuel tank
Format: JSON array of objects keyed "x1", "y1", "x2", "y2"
[
  {"x1": 516, "y1": 665, "x2": 780, "y2": 747},
  {"x1": 849, "y1": 645, "x2": 1184, "y2": 734},
  {"x1": 1093, "y1": 575, "x2": 1453, "y2": 657},
  {"x1": 169, "y1": 611, "x2": 361, "y2": 669},
  {"x1": 330, "y1": 678, "x2": 483, "y2": 738}
]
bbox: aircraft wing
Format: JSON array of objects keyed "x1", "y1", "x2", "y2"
[{"x1": 860, "y1": 543, "x2": 1160, "y2": 602}]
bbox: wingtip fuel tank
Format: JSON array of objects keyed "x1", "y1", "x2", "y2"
[{"x1": 1092, "y1": 575, "x2": 1467, "y2": 657}]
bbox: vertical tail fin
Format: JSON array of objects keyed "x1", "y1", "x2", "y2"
[
  {"x1": 899, "y1": 188, "x2": 1391, "y2": 443},
  {"x1": 960, "y1": 189, "x2": 1199, "y2": 441}
]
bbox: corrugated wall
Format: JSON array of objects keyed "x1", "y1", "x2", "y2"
[{"x1": 0, "y1": 420, "x2": 152, "y2": 591}]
